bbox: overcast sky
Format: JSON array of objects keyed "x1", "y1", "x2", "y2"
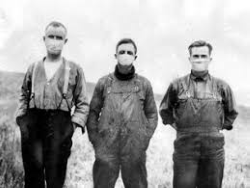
[{"x1": 1, "y1": 0, "x2": 250, "y2": 105}]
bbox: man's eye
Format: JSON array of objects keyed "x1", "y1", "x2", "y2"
[
  {"x1": 127, "y1": 51, "x2": 134, "y2": 55},
  {"x1": 56, "y1": 36, "x2": 63, "y2": 40},
  {"x1": 48, "y1": 35, "x2": 54, "y2": 39},
  {"x1": 192, "y1": 54, "x2": 208, "y2": 58},
  {"x1": 118, "y1": 50, "x2": 125, "y2": 55}
]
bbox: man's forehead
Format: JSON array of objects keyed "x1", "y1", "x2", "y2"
[
  {"x1": 117, "y1": 43, "x2": 135, "y2": 52},
  {"x1": 45, "y1": 26, "x2": 67, "y2": 38},
  {"x1": 191, "y1": 46, "x2": 210, "y2": 55}
]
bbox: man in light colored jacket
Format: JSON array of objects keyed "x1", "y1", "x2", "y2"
[{"x1": 16, "y1": 21, "x2": 89, "y2": 188}]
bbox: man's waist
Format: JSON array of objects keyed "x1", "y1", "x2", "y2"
[
  {"x1": 29, "y1": 98, "x2": 71, "y2": 111},
  {"x1": 176, "y1": 126, "x2": 220, "y2": 133}
]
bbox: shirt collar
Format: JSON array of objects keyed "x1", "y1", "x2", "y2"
[{"x1": 190, "y1": 70, "x2": 210, "y2": 81}]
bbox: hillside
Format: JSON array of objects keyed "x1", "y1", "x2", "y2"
[
  {"x1": 0, "y1": 70, "x2": 96, "y2": 100},
  {"x1": 1, "y1": 70, "x2": 249, "y2": 124}
]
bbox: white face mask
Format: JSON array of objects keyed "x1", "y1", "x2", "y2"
[
  {"x1": 44, "y1": 26, "x2": 67, "y2": 55},
  {"x1": 116, "y1": 43, "x2": 136, "y2": 66},
  {"x1": 45, "y1": 39, "x2": 65, "y2": 55},
  {"x1": 117, "y1": 54, "x2": 135, "y2": 66}
]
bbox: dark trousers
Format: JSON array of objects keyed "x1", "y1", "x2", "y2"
[
  {"x1": 173, "y1": 132, "x2": 225, "y2": 188},
  {"x1": 19, "y1": 109, "x2": 74, "y2": 188},
  {"x1": 93, "y1": 152, "x2": 147, "y2": 188}
]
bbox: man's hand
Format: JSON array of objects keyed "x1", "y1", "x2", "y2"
[
  {"x1": 170, "y1": 123, "x2": 177, "y2": 130},
  {"x1": 16, "y1": 113, "x2": 27, "y2": 126},
  {"x1": 72, "y1": 122, "x2": 85, "y2": 134},
  {"x1": 72, "y1": 122, "x2": 77, "y2": 131},
  {"x1": 223, "y1": 124, "x2": 233, "y2": 130}
]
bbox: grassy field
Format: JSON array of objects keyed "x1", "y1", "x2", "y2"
[
  {"x1": 64, "y1": 110, "x2": 250, "y2": 188},
  {"x1": 0, "y1": 71, "x2": 250, "y2": 187}
]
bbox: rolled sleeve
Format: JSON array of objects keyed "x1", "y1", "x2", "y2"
[
  {"x1": 144, "y1": 80, "x2": 158, "y2": 137},
  {"x1": 159, "y1": 82, "x2": 177, "y2": 126},
  {"x1": 86, "y1": 78, "x2": 105, "y2": 143},
  {"x1": 221, "y1": 84, "x2": 238, "y2": 130}
]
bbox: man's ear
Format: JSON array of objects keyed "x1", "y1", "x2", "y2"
[
  {"x1": 134, "y1": 55, "x2": 137, "y2": 60},
  {"x1": 43, "y1": 36, "x2": 45, "y2": 42},
  {"x1": 64, "y1": 38, "x2": 68, "y2": 44},
  {"x1": 114, "y1": 54, "x2": 117, "y2": 59}
]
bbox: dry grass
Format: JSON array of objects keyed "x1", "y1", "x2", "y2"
[
  {"x1": 64, "y1": 117, "x2": 250, "y2": 188},
  {"x1": 0, "y1": 101, "x2": 249, "y2": 188},
  {"x1": 0, "y1": 114, "x2": 24, "y2": 188}
]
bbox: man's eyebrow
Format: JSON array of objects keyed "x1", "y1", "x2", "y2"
[
  {"x1": 47, "y1": 34, "x2": 64, "y2": 39},
  {"x1": 192, "y1": 54, "x2": 208, "y2": 55}
]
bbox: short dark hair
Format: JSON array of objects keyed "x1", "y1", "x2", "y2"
[
  {"x1": 188, "y1": 40, "x2": 213, "y2": 55},
  {"x1": 45, "y1": 21, "x2": 67, "y2": 35},
  {"x1": 116, "y1": 38, "x2": 137, "y2": 54}
]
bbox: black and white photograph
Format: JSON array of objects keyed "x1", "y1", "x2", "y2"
[{"x1": 0, "y1": 0, "x2": 249, "y2": 187}]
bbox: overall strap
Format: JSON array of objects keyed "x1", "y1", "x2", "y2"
[
  {"x1": 181, "y1": 75, "x2": 191, "y2": 98},
  {"x1": 62, "y1": 60, "x2": 70, "y2": 98},
  {"x1": 133, "y1": 73, "x2": 140, "y2": 93},
  {"x1": 29, "y1": 61, "x2": 40, "y2": 108},
  {"x1": 58, "y1": 59, "x2": 71, "y2": 111},
  {"x1": 104, "y1": 73, "x2": 114, "y2": 96}
]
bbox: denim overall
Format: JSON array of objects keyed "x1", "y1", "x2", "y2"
[
  {"x1": 93, "y1": 74, "x2": 150, "y2": 188},
  {"x1": 173, "y1": 75, "x2": 225, "y2": 188}
]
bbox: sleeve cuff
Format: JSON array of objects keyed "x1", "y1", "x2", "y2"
[
  {"x1": 71, "y1": 115, "x2": 86, "y2": 128},
  {"x1": 223, "y1": 124, "x2": 233, "y2": 130},
  {"x1": 163, "y1": 120, "x2": 175, "y2": 125}
]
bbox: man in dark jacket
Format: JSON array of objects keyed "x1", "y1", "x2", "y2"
[
  {"x1": 160, "y1": 40, "x2": 238, "y2": 188},
  {"x1": 87, "y1": 38, "x2": 158, "y2": 188},
  {"x1": 15, "y1": 21, "x2": 89, "y2": 188}
]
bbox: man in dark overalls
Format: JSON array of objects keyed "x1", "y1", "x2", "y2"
[
  {"x1": 160, "y1": 40, "x2": 238, "y2": 188},
  {"x1": 87, "y1": 38, "x2": 158, "y2": 188},
  {"x1": 15, "y1": 21, "x2": 89, "y2": 188}
]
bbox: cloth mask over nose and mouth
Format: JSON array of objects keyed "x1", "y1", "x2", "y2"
[
  {"x1": 118, "y1": 53, "x2": 135, "y2": 66},
  {"x1": 45, "y1": 26, "x2": 67, "y2": 55}
]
